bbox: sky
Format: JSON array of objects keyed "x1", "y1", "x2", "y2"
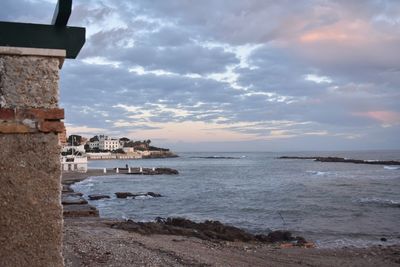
[{"x1": 1, "y1": 0, "x2": 400, "y2": 151}]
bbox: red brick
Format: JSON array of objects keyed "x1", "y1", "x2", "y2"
[
  {"x1": 0, "y1": 109, "x2": 15, "y2": 120},
  {"x1": 22, "y1": 108, "x2": 64, "y2": 120},
  {"x1": 38, "y1": 121, "x2": 65, "y2": 133}
]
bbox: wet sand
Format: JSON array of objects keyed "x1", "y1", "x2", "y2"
[{"x1": 62, "y1": 171, "x2": 400, "y2": 266}]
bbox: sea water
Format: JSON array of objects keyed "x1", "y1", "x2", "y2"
[{"x1": 72, "y1": 150, "x2": 400, "y2": 248}]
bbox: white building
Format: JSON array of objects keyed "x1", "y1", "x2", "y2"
[
  {"x1": 99, "y1": 135, "x2": 121, "y2": 151},
  {"x1": 61, "y1": 155, "x2": 87, "y2": 172}
]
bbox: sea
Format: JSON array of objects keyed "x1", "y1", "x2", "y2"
[{"x1": 72, "y1": 150, "x2": 400, "y2": 248}]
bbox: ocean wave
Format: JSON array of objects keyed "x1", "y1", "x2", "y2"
[
  {"x1": 135, "y1": 195, "x2": 154, "y2": 200},
  {"x1": 384, "y1": 166, "x2": 400, "y2": 170},
  {"x1": 357, "y1": 197, "x2": 400, "y2": 208},
  {"x1": 306, "y1": 171, "x2": 333, "y2": 176}
]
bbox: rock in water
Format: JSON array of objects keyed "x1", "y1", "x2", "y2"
[
  {"x1": 88, "y1": 194, "x2": 110, "y2": 200},
  {"x1": 115, "y1": 192, "x2": 138, "y2": 198},
  {"x1": 62, "y1": 195, "x2": 88, "y2": 205},
  {"x1": 146, "y1": 192, "x2": 162, "y2": 197}
]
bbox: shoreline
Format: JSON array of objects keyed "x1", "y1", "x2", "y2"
[{"x1": 62, "y1": 171, "x2": 400, "y2": 266}]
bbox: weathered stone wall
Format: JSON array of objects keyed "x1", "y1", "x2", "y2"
[
  {"x1": 0, "y1": 56, "x2": 59, "y2": 108},
  {"x1": 0, "y1": 55, "x2": 63, "y2": 266}
]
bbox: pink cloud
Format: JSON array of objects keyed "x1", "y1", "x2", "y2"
[{"x1": 354, "y1": 111, "x2": 400, "y2": 126}]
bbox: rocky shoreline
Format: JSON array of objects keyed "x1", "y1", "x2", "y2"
[
  {"x1": 279, "y1": 156, "x2": 400, "y2": 165},
  {"x1": 62, "y1": 171, "x2": 400, "y2": 266},
  {"x1": 111, "y1": 217, "x2": 313, "y2": 247},
  {"x1": 61, "y1": 170, "x2": 310, "y2": 247}
]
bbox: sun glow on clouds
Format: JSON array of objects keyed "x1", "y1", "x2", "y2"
[
  {"x1": 299, "y1": 20, "x2": 371, "y2": 44},
  {"x1": 65, "y1": 124, "x2": 107, "y2": 135},
  {"x1": 111, "y1": 103, "x2": 321, "y2": 142},
  {"x1": 354, "y1": 111, "x2": 400, "y2": 127}
]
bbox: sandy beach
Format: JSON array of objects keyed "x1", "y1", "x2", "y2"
[{"x1": 62, "y1": 171, "x2": 400, "y2": 266}]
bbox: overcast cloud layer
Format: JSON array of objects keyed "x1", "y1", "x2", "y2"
[{"x1": 1, "y1": 0, "x2": 399, "y2": 151}]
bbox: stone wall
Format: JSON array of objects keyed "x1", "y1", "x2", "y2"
[{"x1": 0, "y1": 54, "x2": 64, "y2": 266}]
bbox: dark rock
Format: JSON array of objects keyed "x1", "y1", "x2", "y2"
[
  {"x1": 111, "y1": 217, "x2": 306, "y2": 244},
  {"x1": 381, "y1": 237, "x2": 387, "y2": 242},
  {"x1": 63, "y1": 192, "x2": 83, "y2": 197},
  {"x1": 88, "y1": 194, "x2": 110, "y2": 200},
  {"x1": 154, "y1": 168, "x2": 179, "y2": 175},
  {"x1": 115, "y1": 192, "x2": 139, "y2": 198},
  {"x1": 266, "y1": 230, "x2": 294, "y2": 242},
  {"x1": 146, "y1": 192, "x2": 162, "y2": 197},
  {"x1": 62, "y1": 184, "x2": 73, "y2": 193},
  {"x1": 115, "y1": 192, "x2": 162, "y2": 198},
  {"x1": 62, "y1": 195, "x2": 88, "y2": 205},
  {"x1": 63, "y1": 204, "x2": 99, "y2": 217},
  {"x1": 279, "y1": 156, "x2": 400, "y2": 165},
  {"x1": 124, "y1": 167, "x2": 179, "y2": 175}
]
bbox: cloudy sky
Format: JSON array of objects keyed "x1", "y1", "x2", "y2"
[{"x1": 2, "y1": 0, "x2": 400, "y2": 151}]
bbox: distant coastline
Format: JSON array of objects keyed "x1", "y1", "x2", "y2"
[{"x1": 279, "y1": 156, "x2": 400, "y2": 165}]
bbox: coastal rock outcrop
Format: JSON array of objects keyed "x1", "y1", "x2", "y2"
[
  {"x1": 115, "y1": 192, "x2": 163, "y2": 199},
  {"x1": 111, "y1": 217, "x2": 309, "y2": 246},
  {"x1": 124, "y1": 167, "x2": 179, "y2": 175},
  {"x1": 63, "y1": 204, "x2": 99, "y2": 217},
  {"x1": 279, "y1": 156, "x2": 400, "y2": 165},
  {"x1": 62, "y1": 195, "x2": 88, "y2": 205}
]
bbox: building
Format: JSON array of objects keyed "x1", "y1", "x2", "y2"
[
  {"x1": 61, "y1": 155, "x2": 88, "y2": 172},
  {"x1": 122, "y1": 147, "x2": 134, "y2": 153},
  {"x1": 98, "y1": 135, "x2": 121, "y2": 151},
  {"x1": 88, "y1": 140, "x2": 99, "y2": 149}
]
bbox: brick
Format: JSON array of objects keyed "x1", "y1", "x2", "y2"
[
  {"x1": 30, "y1": 108, "x2": 64, "y2": 120},
  {"x1": 17, "y1": 108, "x2": 64, "y2": 120},
  {"x1": 38, "y1": 121, "x2": 65, "y2": 133},
  {"x1": 0, "y1": 109, "x2": 15, "y2": 120}
]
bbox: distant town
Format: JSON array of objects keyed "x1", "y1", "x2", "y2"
[{"x1": 59, "y1": 132, "x2": 177, "y2": 160}]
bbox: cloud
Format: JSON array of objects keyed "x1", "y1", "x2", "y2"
[{"x1": 1, "y1": 0, "x2": 399, "y2": 150}]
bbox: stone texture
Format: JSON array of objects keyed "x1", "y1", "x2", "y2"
[
  {"x1": 0, "y1": 134, "x2": 63, "y2": 266},
  {"x1": 0, "y1": 55, "x2": 59, "y2": 108},
  {"x1": 0, "y1": 54, "x2": 64, "y2": 266}
]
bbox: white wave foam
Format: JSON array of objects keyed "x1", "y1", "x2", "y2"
[
  {"x1": 135, "y1": 195, "x2": 154, "y2": 200},
  {"x1": 358, "y1": 197, "x2": 400, "y2": 208},
  {"x1": 384, "y1": 166, "x2": 400, "y2": 170},
  {"x1": 307, "y1": 171, "x2": 330, "y2": 176}
]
